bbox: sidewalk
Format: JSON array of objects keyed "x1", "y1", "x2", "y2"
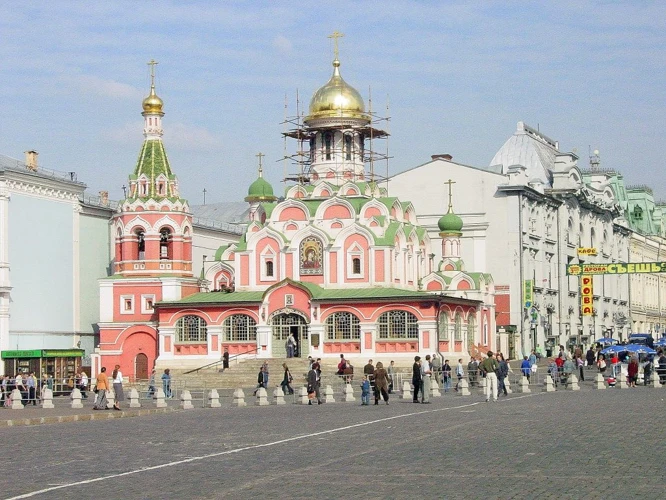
[{"x1": 0, "y1": 398, "x2": 179, "y2": 427}]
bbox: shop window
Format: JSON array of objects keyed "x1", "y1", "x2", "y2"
[
  {"x1": 325, "y1": 312, "x2": 360, "y2": 340},
  {"x1": 175, "y1": 315, "x2": 208, "y2": 343},
  {"x1": 377, "y1": 310, "x2": 419, "y2": 339},
  {"x1": 222, "y1": 314, "x2": 257, "y2": 341}
]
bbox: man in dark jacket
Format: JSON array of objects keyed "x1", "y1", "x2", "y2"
[
  {"x1": 412, "y1": 356, "x2": 422, "y2": 403},
  {"x1": 497, "y1": 354, "x2": 509, "y2": 396},
  {"x1": 307, "y1": 363, "x2": 322, "y2": 405}
]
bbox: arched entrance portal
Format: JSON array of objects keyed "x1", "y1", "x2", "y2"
[
  {"x1": 272, "y1": 313, "x2": 309, "y2": 357},
  {"x1": 135, "y1": 353, "x2": 149, "y2": 380}
]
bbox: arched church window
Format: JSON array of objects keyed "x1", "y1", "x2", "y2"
[
  {"x1": 378, "y1": 310, "x2": 419, "y2": 339},
  {"x1": 222, "y1": 314, "x2": 257, "y2": 342},
  {"x1": 325, "y1": 312, "x2": 360, "y2": 340},
  {"x1": 324, "y1": 132, "x2": 333, "y2": 160},
  {"x1": 344, "y1": 134, "x2": 352, "y2": 160},
  {"x1": 160, "y1": 228, "x2": 172, "y2": 260},
  {"x1": 266, "y1": 260, "x2": 274, "y2": 277},
  {"x1": 352, "y1": 257, "x2": 361, "y2": 275},
  {"x1": 466, "y1": 315, "x2": 476, "y2": 348},
  {"x1": 175, "y1": 315, "x2": 208, "y2": 343},
  {"x1": 136, "y1": 229, "x2": 146, "y2": 260},
  {"x1": 438, "y1": 312, "x2": 449, "y2": 340},
  {"x1": 454, "y1": 313, "x2": 463, "y2": 340}
]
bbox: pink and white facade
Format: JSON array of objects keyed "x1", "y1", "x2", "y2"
[{"x1": 96, "y1": 51, "x2": 496, "y2": 375}]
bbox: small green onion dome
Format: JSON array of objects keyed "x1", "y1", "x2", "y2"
[
  {"x1": 245, "y1": 176, "x2": 276, "y2": 202},
  {"x1": 438, "y1": 211, "x2": 463, "y2": 233}
]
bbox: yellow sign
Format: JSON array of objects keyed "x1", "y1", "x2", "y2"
[
  {"x1": 581, "y1": 275, "x2": 593, "y2": 316},
  {"x1": 523, "y1": 280, "x2": 533, "y2": 308},
  {"x1": 567, "y1": 261, "x2": 666, "y2": 276},
  {"x1": 577, "y1": 247, "x2": 597, "y2": 256}
]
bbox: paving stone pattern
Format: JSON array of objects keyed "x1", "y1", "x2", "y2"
[{"x1": 0, "y1": 385, "x2": 664, "y2": 499}]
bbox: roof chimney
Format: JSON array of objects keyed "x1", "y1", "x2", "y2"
[
  {"x1": 431, "y1": 154, "x2": 453, "y2": 161},
  {"x1": 24, "y1": 150, "x2": 38, "y2": 171}
]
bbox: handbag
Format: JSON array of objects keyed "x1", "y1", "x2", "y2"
[{"x1": 93, "y1": 385, "x2": 99, "y2": 394}]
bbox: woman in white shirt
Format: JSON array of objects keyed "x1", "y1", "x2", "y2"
[{"x1": 111, "y1": 365, "x2": 124, "y2": 411}]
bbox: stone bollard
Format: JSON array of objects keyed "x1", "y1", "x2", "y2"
[
  {"x1": 543, "y1": 375, "x2": 556, "y2": 392},
  {"x1": 595, "y1": 373, "x2": 607, "y2": 390},
  {"x1": 478, "y1": 377, "x2": 487, "y2": 393},
  {"x1": 180, "y1": 389, "x2": 194, "y2": 409},
  {"x1": 401, "y1": 380, "x2": 412, "y2": 400},
  {"x1": 128, "y1": 388, "x2": 141, "y2": 408},
  {"x1": 323, "y1": 385, "x2": 335, "y2": 403},
  {"x1": 569, "y1": 374, "x2": 580, "y2": 391},
  {"x1": 70, "y1": 388, "x2": 84, "y2": 409},
  {"x1": 41, "y1": 388, "x2": 54, "y2": 409},
  {"x1": 430, "y1": 379, "x2": 442, "y2": 398},
  {"x1": 298, "y1": 386, "x2": 310, "y2": 405},
  {"x1": 273, "y1": 387, "x2": 286, "y2": 405},
  {"x1": 519, "y1": 376, "x2": 531, "y2": 394},
  {"x1": 457, "y1": 378, "x2": 471, "y2": 396},
  {"x1": 618, "y1": 372, "x2": 629, "y2": 389},
  {"x1": 155, "y1": 388, "x2": 167, "y2": 408},
  {"x1": 504, "y1": 377, "x2": 513, "y2": 394},
  {"x1": 232, "y1": 388, "x2": 247, "y2": 407},
  {"x1": 343, "y1": 384, "x2": 356, "y2": 402},
  {"x1": 106, "y1": 388, "x2": 115, "y2": 409},
  {"x1": 10, "y1": 389, "x2": 24, "y2": 409},
  {"x1": 208, "y1": 389, "x2": 222, "y2": 408},
  {"x1": 255, "y1": 387, "x2": 269, "y2": 406}
]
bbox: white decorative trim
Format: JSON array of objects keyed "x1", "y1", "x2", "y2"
[
  {"x1": 141, "y1": 294, "x2": 156, "y2": 314},
  {"x1": 120, "y1": 295, "x2": 134, "y2": 315}
]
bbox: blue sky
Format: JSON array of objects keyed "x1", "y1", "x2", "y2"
[{"x1": 1, "y1": 1, "x2": 665, "y2": 204}]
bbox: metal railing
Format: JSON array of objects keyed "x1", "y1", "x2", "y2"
[{"x1": 183, "y1": 346, "x2": 260, "y2": 374}]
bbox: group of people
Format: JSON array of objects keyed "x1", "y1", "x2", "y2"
[{"x1": 1, "y1": 370, "x2": 93, "y2": 407}]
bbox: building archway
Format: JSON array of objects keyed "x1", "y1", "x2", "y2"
[{"x1": 271, "y1": 312, "x2": 309, "y2": 357}]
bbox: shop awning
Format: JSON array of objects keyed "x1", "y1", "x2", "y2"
[{"x1": 1, "y1": 349, "x2": 85, "y2": 359}]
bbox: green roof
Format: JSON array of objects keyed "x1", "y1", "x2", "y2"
[
  {"x1": 438, "y1": 210, "x2": 463, "y2": 233},
  {"x1": 128, "y1": 139, "x2": 181, "y2": 201},
  {"x1": 245, "y1": 176, "x2": 276, "y2": 202},
  {"x1": 159, "y1": 281, "x2": 439, "y2": 306}
]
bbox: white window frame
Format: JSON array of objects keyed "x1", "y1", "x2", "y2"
[
  {"x1": 260, "y1": 247, "x2": 277, "y2": 282},
  {"x1": 120, "y1": 295, "x2": 134, "y2": 315},
  {"x1": 141, "y1": 294, "x2": 156, "y2": 314},
  {"x1": 346, "y1": 243, "x2": 365, "y2": 280}
]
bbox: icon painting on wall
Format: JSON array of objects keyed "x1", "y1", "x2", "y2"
[{"x1": 300, "y1": 237, "x2": 323, "y2": 275}]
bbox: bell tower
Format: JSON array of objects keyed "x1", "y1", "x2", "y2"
[{"x1": 113, "y1": 60, "x2": 193, "y2": 278}]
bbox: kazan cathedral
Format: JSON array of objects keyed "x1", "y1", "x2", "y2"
[{"x1": 94, "y1": 47, "x2": 495, "y2": 374}]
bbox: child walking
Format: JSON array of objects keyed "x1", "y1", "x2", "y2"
[{"x1": 361, "y1": 375, "x2": 371, "y2": 406}]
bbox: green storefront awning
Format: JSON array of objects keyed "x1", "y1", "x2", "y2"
[{"x1": 1, "y1": 349, "x2": 85, "y2": 359}]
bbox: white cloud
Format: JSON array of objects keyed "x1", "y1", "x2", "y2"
[
  {"x1": 62, "y1": 74, "x2": 141, "y2": 100},
  {"x1": 273, "y1": 35, "x2": 293, "y2": 54},
  {"x1": 107, "y1": 122, "x2": 221, "y2": 152}
]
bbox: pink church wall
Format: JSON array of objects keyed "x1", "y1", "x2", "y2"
[
  {"x1": 113, "y1": 284, "x2": 162, "y2": 322},
  {"x1": 375, "y1": 341, "x2": 418, "y2": 353},
  {"x1": 457, "y1": 280, "x2": 471, "y2": 290},
  {"x1": 426, "y1": 281, "x2": 442, "y2": 291},
  {"x1": 285, "y1": 253, "x2": 293, "y2": 279},
  {"x1": 329, "y1": 252, "x2": 337, "y2": 284},
  {"x1": 255, "y1": 239, "x2": 280, "y2": 285},
  {"x1": 266, "y1": 284, "x2": 310, "y2": 317},
  {"x1": 343, "y1": 234, "x2": 369, "y2": 283},
  {"x1": 239, "y1": 255, "x2": 249, "y2": 286},
  {"x1": 422, "y1": 330, "x2": 430, "y2": 349},
  {"x1": 375, "y1": 250, "x2": 384, "y2": 282},
  {"x1": 279, "y1": 207, "x2": 307, "y2": 221},
  {"x1": 323, "y1": 204, "x2": 352, "y2": 219},
  {"x1": 323, "y1": 342, "x2": 361, "y2": 354}
]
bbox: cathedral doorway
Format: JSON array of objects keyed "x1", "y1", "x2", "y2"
[
  {"x1": 271, "y1": 313, "x2": 309, "y2": 357},
  {"x1": 135, "y1": 353, "x2": 149, "y2": 380}
]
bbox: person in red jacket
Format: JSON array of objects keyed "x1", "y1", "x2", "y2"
[{"x1": 627, "y1": 357, "x2": 639, "y2": 387}]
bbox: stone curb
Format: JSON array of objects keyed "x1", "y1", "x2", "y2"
[{"x1": 0, "y1": 407, "x2": 178, "y2": 428}]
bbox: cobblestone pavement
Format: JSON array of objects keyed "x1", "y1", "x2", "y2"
[{"x1": 1, "y1": 386, "x2": 664, "y2": 499}]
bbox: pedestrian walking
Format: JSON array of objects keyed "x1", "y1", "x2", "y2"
[
  {"x1": 412, "y1": 356, "x2": 422, "y2": 403},
  {"x1": 442, "y1": 359, "x2": 452, "y2": 392},
  {"x1": 360, "y1": 375, "x2": 371, "y2": 406},
  {"x1": 431, "y1": 353, "x2": 442, "y2": 385},
  {"x1": 286, "y1": 333, "x2": 297, "y2": 358},
  {"x1": 497, "y1": 353, "x2": 509, "y2": 396},
  {"x1": 521, "y1": 356, "x2": 532, "y2": 383},
  {"x1": 221, "y1": 349, "x2": 229, "y2": 372},
  {"x1": 479, "y1": 351, "x2": 499, "y2": 402},
  {"x1": 307, "y1": 362, "x2": 322, "y2": 405},
  {"x1": 421, "y1": 354, "x2": 432, "y2": 403},
  {"x1": 112, "y1": 365, "x2": 124, "y2": 411},
  {"x1": 26, "y1": 372, "x2": 37, "y2": 406},
  {"x1": 281, "y1": 363, "x2": 294, "y2": 395},
  {"x1": 373, "y1": 362, "x2": 390, "y2": 405},
  {"x1": 253, "y1": 365, "x2": 267, "y2": 396},
  {"x1": 93, "y1": 367, "x2": 109, "y2": 410},
  {"x1": 387, "y1": 360, "x2": 396, "y2": 394},
  {"x1": 162, "y1": 369, "x2": 172, "y2": 398},
  {"x1": 147, "y1": 368, "x2": 156, "y2": 398},
  {"x1": 80, "y1": 370, "x2": 89, "y2": 399},
  {"x1": 455, "y1": 359, "x2": 464, "y2": 392}
]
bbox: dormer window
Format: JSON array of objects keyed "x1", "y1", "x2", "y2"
[{"x1": 633, "y1": 205, "x2": 643, "y2": 221}]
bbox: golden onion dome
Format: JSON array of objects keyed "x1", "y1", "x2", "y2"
[
  {"x1": 142, "y1": 85, "x2": 164, "y2": 115},
  {"x1": 306, "y1": 59, "x2": 367, "y2": 121}
]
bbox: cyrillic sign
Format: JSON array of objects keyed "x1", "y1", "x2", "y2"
[
  {"x1": 577, "y1": 247, "x2": 597, "y2": 256},
  {"x1": 523, "y1": 280, "x2": 533, "y2": 308},
  {"x1": 581, "y1": 276, "x2": 593, "y2": 316},
  {"x1": 566, "y1": 261, "x2": 666, "y2": 276}
]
